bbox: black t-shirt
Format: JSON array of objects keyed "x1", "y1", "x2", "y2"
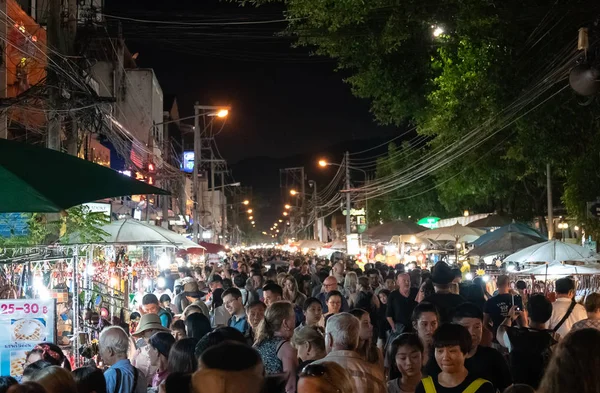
[
  {"x1": 415, "y1": 373, "x2": 495, "y2": 393},
  {"x1": 422, "y1": 293, "x2": 465, "y2": 323},
  {"x1": 484, "y1": 294, "x2": 523, "y2": 334},
  {"x1": 425, "y1": 346, "x2": 512, "y2": 392},
  {"x1": 386, "y1": 289, "x2": 417, "y2": 331}
]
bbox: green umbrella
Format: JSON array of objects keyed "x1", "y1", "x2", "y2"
[{"x1": 0, "y1": 138, "x2": 169, "y2": 213}]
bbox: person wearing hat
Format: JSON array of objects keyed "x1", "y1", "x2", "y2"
[
  {"x1": 133, "y1": 314, "x2": 170, "y2": 347},
  {"x1": 423, "y1": 262, "x2": 466, "y2": 323},
  {"x1": 182, "y1": 282, "x2": 210, "y2": 318}
]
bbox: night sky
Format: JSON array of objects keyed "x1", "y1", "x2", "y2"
[{"x1": 104, "y1": 0, "x2": 399, "y2": 229}]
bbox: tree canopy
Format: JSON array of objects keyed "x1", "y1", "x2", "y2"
[{"x1": 245, "y1": 0, "x2": 600, "y2": 231}]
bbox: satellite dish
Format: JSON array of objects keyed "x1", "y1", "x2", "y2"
[{"x1": 569, "y1": 64, "x2": 600, "y2": 96}]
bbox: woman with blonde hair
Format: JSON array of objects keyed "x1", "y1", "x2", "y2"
[
  {"x1": 537, "y1": 328, "x2": 600, "y2": 393},
  {"x1": 298, "y1": 361, "x2": 356, "y2": 393},
  {"x1": 344, "y1": 271, "x2": 359, "y2": 309},
  {"x1": 283, "y1": 274, "x2": 307, "y2": 308},
  {"x1": 254, "y1": 301, "x2": 298, "y2": 393},
  {"x1": 292, "y1": 326, "x2": 327, "y2": 372},
  {"x1": 30, "y1": 366, "x2": 77, "y2": 393},
  {"x1": 276, "y1": 272, "x2": 287, "y2": 287}
]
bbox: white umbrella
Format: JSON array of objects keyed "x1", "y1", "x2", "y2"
[
  {"x1": 297, "y1": 240, "x2": 324, "y2": 249},
  {"x1": 504, "y1": 240, "x2": 600, "y2": 264},
  {"x1": 64, "y1": 219, "x2": 202, "y2": 249},
  {"x1": 518, "y1": 261, "x2": 600, "y2": 276},
  {"x1": 418, "y1": 222, "x2": 485, "y2": 243}
]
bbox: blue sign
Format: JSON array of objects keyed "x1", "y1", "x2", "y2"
[
  {"x1": 0, "y1": 214, "x2": 29, "y2": 238},
  {"x1": 181, "y1": 151, "x2": 194, "y2": 173}
]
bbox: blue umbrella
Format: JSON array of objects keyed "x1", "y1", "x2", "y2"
[{"x1": 473, "y1": 223, "x2": 546, "y2": 247}]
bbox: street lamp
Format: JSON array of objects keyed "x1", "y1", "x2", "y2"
[
  {"x1": 243, "y1": 200, "x2": 250, "y2": 205},
  {"x1": 283, "y1": 212, "x2": 289, "y2": 216},
  {"x1": 279, "y1": 219, "x2": 283, "y2": 223},
  {"x1": 318, "y1": 159, "x2": 328, "y2": 168},
  {"x1": 290, "y1": 189, "x2": 298, "y2": 196},
  {"x1": 247, "y1": 209, "x2": 253, "y2": 214},
  {"x1": 248, "y1": 216, "x2": 254, "y2": 220},
  {"x1": 284, "y1": 204, "x2": 291, "y2": 209},
  {"x1": 217, "y1": 109, "x2": 229, "y2": 118}
]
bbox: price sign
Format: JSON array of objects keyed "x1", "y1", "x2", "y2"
[{"x1": 0, "y1": 299, "x2": 56, "y2": 379}]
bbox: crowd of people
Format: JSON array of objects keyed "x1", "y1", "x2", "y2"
[{"x1": 7, "y1": 249, "x2": 600, "y2": 393}]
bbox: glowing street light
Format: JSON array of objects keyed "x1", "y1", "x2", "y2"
[
  {"x1": 276, "y1": 229, "x2": 280, "y2": 233},
  {"x1": 318, "y1": 159, "x2": 328, "y2": 167},
  {"x1": 290, "y1": 189, "x2": 298, "y2": 196},
  {"x1": 283, "y1": 212, "x2": 288, "y2": 216},
  {"x1": 242, "y1": 200, "x2": 250, "y2": 205},
  {"x1": 247, "y1": 209, "x2": 253, "y2": 214},
  {"x1": 274, "y1": 223, "x2": 278, "y2": 227},
  {"x1": 433, "y1": 26, "x2": 444, "y2": 37},
  {"x1": 217, "y1": 109, "x2": 229, "y2": 118},
  {"x1": 248, "y1": 216, "x2": 254, "y2": 220},
  {"x1": 284, "y1": 204, "x2": 291, "y2": 209},
  {"x1": 279, "y1": 219, "x2": 283, "y2": 223},
  {"x1": 251, "y1": 221, "x2": 255, "y2": 225}
]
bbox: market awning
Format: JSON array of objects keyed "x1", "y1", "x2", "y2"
[
  {"x1": 199, "y1": 241, "x2": 227, "y2": 254},
  {"x1": 363, "y1": 220, "x2": 427, "y2": 242},
  {"x1": 63, "y1": 219, "x2": 200, "y2": 248},
  {"x1": 0, "y1": 138, "x2": 168, "y2": 213}
]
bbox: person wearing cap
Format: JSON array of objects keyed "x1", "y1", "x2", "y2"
[
  {"x1": 423, "y1": 262, "x2": 466, "y2": 323},
  {"x1": 183, "y1": 282, "x2": 210, "y2": 318}
]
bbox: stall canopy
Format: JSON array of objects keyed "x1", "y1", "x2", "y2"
[
  {"x1": 199, "y1": 241, "x2": 227, "y2": 254},
  {"x1": 64, "y1": 219, "x2": 200, "y2": 248},
  {"x1": 473, "y1": 223, "x2": 546, "y2": 247},
  {"x1": 504, "y1": 240, "x2": 600, "y2": 264},
  {"x1": 296, "y1": 240, "x2": 324, "y2": 250},
  {"x1": 323, "y1": 239, "x2": 346, "y2": 250},
  {"x1": 418, "y1": 223, "x2": 485, "y2": 243},
  {"x1": 518, "y1": 261, "x2": 600, "y2": 276},
  {"x1": 0, "y1": 138, "x2": 168, "y2": 213},
  {"x1": 466, "y1": 214, "x2": 513, "y2": 228},
  {"x1": 363, "y1": 220, "x2": 427, "y2": 242},
  {"x1": 467, "y1": 232, "x2": 545, "y2": 257}
]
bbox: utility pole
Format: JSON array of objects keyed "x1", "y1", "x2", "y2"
[
  {"x1": 0, "y1": 0, "x2": 7, "y2": 139},
  {"x1": 309, "y1": 180, "x2": 318, "y2": 240},
  {"x1": 161, "y1": 112, "x2": 170, "y2": 229},
  {"x1": 301, "y1": 166, "x2": 306, "y2": 239},
  {"x1": 193, "y1": 103, "x2": 201, "y2": 243},
  {"x1": 547, "y1": 163, "x2": 554, "y2": 239},
  {"x1": 46, "y1": 0, "x2": 62, "y2": 150},
  {"x1": 220, "y1": 171, "x2": 226, "y2": 244},
  {"x1": 210, "y1": 149, "x2": 216, "y2": 242},
  {"x1": 345, "y1": 151, "x2": 352, "y2": 252}
]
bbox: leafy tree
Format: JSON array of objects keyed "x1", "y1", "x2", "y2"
[
  {"x1": 0, "y1": 205, "x2": 109, "y2": 246},
  {"x1": 245, "y1": 0, "x2": 600, "y2": 226}
]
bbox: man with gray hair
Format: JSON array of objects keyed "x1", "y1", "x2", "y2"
[
  {"x1": 312, "y1": 313, "x2": 386, "y2": 393},
  {"x1": 99, "y1": 326, "x2": 147, "y2": 393}
]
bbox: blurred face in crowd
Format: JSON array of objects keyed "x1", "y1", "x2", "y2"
[
  {"x1": 385, "y1": 278, "x2": 396, "y2": 291},
  {"x1": 357, "y1": 313, "x2": 373, "y2": 341},
  {"x1": 454, "y1": 317, "x2": 482, "y2": 351},
  {"x1": 252, "y1": 275, "x2": 262, "y2": 290},
  {"x1": 301, "y1": 263, "x2": 309, "y2": 275},
  {"x1": 333, "y1": 262, "x2": 344, "y2": 275},
  {"x1": 435, "y1": 345, "x2": 465, "y2": 374},
  {"x1": 223, "y1": 294, "x2": 243, "y2": 316},
  {"x1": 284, "y1": 279, "x2": 295, "y2": 295},
  {"x1": 378, "y1": 292, "x2": 388, "y2": 305},
  {"x1": 263, "y1": 290, "x2": 282, "y2": 307},
  {"x1": 413, "y1": 312, "x2": 439, "y2": 346},
  {"x1": 247, "y1": 305, "x2": 266, "y2": 329},
  {"x1": 142, "y1": 302, "x2": 160, "y2": 315},
  {"x1": 172, "y1": 328, "x2": 186, "y2": 341},
  {"x1": 305, "y1": 302, "x2": 323, "y2": 326},
  {"x1": 326, "y1": 295, "x2": 342, "y2": 315},
  {"x1": 396, "y1": 344, "x2": 422, "y2": 379},
  {"x1": 397, "y1": 274, "x2": 411, "y2": 298},
  {"x1": 368, "y1": 272, "x2": 379, "y2": 289},
  {"x1": 323, "y1": 277, "x2": 338, "y2": 293}
]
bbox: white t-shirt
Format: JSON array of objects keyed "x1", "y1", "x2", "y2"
[{"x1": 547, "y1": 297, "x2": 587, "y2": 338}]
